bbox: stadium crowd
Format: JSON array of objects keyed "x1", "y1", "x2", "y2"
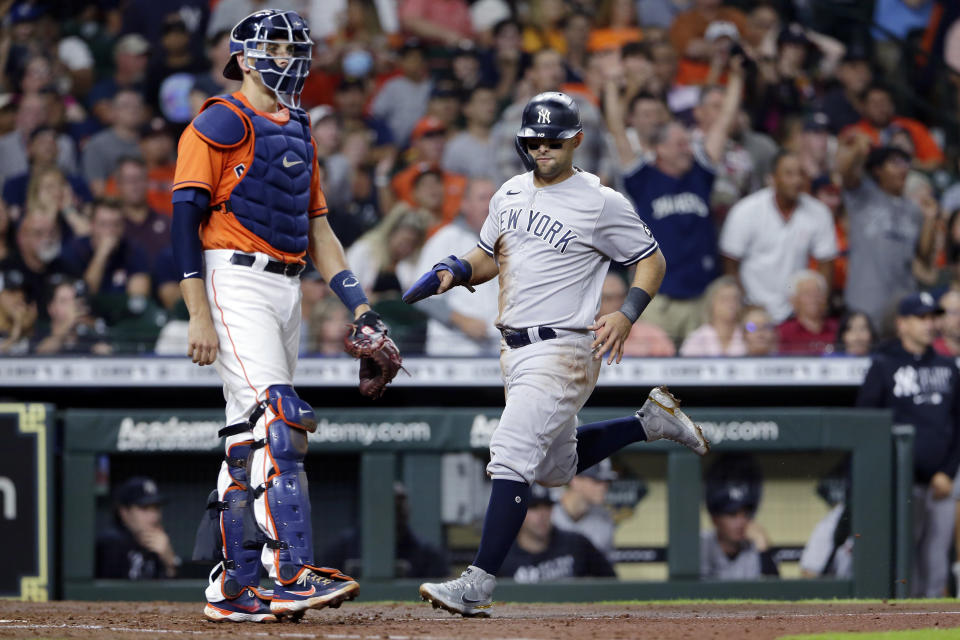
[{"x1": 1, "y1": 0, "x2": 959, "y2": 358}]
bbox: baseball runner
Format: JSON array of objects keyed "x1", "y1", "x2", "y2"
[
  {"x1": 404, "y1": 92, "x2": 710, "y2": 617},
  {"x1": 172, "y1": 10, "x2": 401, "y2": 623}
]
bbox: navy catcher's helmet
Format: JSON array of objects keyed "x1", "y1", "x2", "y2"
[
  {"x1": 223, "y1": 10, "x2": 313, "y2": 109},
  {"x1": 704, "y1": 453, "x2": 763, "y2": 516},
  {"x1": 514, "y1": 91, "x2": 582, "y2": 171}
]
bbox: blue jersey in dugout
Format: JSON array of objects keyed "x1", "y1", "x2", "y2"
[{"x1": 622, "y1": 147, "x2": 718, "y2": 300}]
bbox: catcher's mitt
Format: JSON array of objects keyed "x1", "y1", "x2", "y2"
[{"x1": 343, "y1": 310, "x2": 403, "y2": 399}]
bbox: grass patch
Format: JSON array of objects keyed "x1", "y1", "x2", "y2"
[{"x1": 778, "y1": 628, "x2": 960, "y2": 640}]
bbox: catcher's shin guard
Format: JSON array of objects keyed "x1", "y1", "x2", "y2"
[
  {"x1": 257, "y1": 385, "x2": 317, "y2": 583},
  {"x1": 212, "y1": 440, "x2": 263, "y2": 599}
]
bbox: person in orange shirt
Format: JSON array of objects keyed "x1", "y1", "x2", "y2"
[
  {"x1": 841, "y1": 83, "x2": 944, "y2": 171},
  {"x1": 172, "y1": 9, "x2": 400, "y2": 624},
  {"x1": 669, "y1": 0, "x2": 748, "y2": 65},
  {"x1": 588, "y1": 0, "x2": 643, "y2": 54},
  {"x1": 388, "y1": 116, "x2": 466, "y2": 229}
]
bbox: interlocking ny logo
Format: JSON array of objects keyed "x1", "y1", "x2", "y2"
[
  {"x1": 893, "y1": 365, "x2": 920, "y2": 398},
  {"x1": 537, "y1": 107, "x2": 551, "y2": 124}
]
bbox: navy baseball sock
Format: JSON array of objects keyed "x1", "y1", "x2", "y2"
[
  {"x1": 575, "y1": 415, "x2": 646, "y2": 472},
  {"x1": 472, "y1": 479, "x2": 530, "y2": 575}
]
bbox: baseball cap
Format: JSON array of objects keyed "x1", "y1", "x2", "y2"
[
  {"x1": 411, "y1": 115, "x2": 447, "y2": 141},
  {"x1": 114, "y1": 476, "x2": 166, "y2": 507},
  {"x1": 400, "y1": 38, "x2": 427, "y2": 55},
  {"x1": 9, "y1": 2, "x2": 44, "y2": 23},
  {"x1": 140, "y1": 116, "x2": 175, "y2": 139},
  {"x1": 704, "y1": 21, "x2": 740, "y2": 43},
  {"x1": 308, "y1": 105, "x2": 337, "y2": 124},
  {"x1": 810, "y1": 174, "x2": 838, "y2": 195},
  {"x1": 529, "y1": 483, "x2": 555, "y2": 507},
  {"x1": 803, "y1": 112, "x2": 831, "y2": 133},
  {"x1": 865, "y1": 145, "x2": 911, "y2": 172},
  {"x1": 578, "y1": 459, "x2": 618, "y2": 482},
  {"x1": 115, "y1": 33, "x2": 151, "y2": 57},
  {"x1": 898, "y1": 291, "x2": 943, "y2": 317}
]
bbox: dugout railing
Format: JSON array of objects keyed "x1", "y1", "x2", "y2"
[{"x1": 51, "y1": 406, "x2": 908, "y2": 602}]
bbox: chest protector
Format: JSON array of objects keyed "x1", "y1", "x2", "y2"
[{"x1": 202, "y1": 95, "x2": 314, "y2": 255}]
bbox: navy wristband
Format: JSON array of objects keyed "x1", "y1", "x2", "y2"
[
  {"x1": 619, "y1": 287, "x2": 652, "y2": 323},
  {"x1": 330, "y1": 270, "x2": 369, "y2": 313}
]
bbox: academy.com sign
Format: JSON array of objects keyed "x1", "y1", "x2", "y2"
[
  {"x1": 312, "y1": 418, "x2": 431, "y2": 445},
  {"x1": 699, "y1": 420, "x2": 779, "y2": 444},
  {"x1": 115, "y1": 415, "x2": 432, "y2": 451}
]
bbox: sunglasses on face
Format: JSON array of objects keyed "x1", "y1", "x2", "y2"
[{"x1": 525, "y1": 140, "x2": 564, "y2": 151}]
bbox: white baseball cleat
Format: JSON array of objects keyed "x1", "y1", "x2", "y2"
[
  {"x1": 637, "y1": 386, "x2": 710, "y2": 456},
  {"x1": 419, "y1": 565, "x2": 496, "y2": 617}
]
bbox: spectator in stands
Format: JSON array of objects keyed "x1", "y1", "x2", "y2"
[
  {"x1": 398, "y1": 0, "x2": 473, "y2": 46},
  {"x1": 192, "y1": 29, "x2": 241, "y2": 98},
  {"x1": 319, "y1": 482, "x2": 448, "y2": 578},
  {"x1": 417, "y1": 178, "x2": 499, "y2": 356},
  {"x1": 2, "y1": 125, "x2": 92, "y2": 218},
  {"x1": 669, "y1": 0, "x2": 748, "y2": 76},
  {"x1": 837, "y1": 137, "x2": 936, "y2": 335},
  {"x1": 81, "y1": 89, "x2": 145, "y2": 196},
  {"x1": 297, "y1": 268, "x2": 328, "y2": 355},
  {"x1": 834, "y1": 310, "x2": 876, "y2": 357},
  {"x1": 693, "y1": 83, "x2": 755, "y2": 216},
  {"x1": 622, "y1": 92, "x2": 670, "y2": 160},
  {"x1": 810, "y1": 176, "x2": 847, "y2": 302},
  {"x1": 679, "y1": 275, "x2": 746, "y2": 356},
  {"x1": 552, "y1": 460, "x2": 618, "y2": 562},
  {"x1": 499, "y1": 483, "x2": 616, "y2": 583},
  {"x1": 1, "y1": 210, "x2": 68, "y2": 306},
  {"x1": 0, "y1": 268, "x2": 36, "y2": 354},
  {"x1": 113, "y1": 157, "x2": 170, "y2": 269},
  {"x1": 0, "y1": 92, "x2": 78, "y2": 191},
  {"x1": 136, "y1": 118, "x2": 177, "y2": 217},
  {"x1": 491, "y1": 48, "x2": 610, "y2": 186},
  {"x1": 776, "y1": 270, "x2": 837, "y2": 356},
  {"x1": 32, "y1": 275, "x2": 111, "y2": 355},
  {"x1": 96, "y1": 476, "x2": 180, "y2": 579},
  {"x1": 934, "y1": 291, "x2": 960, "y2": 357},
  {"x1": 425, "y1": 80, "x2": 463, "y2": 131},
  {"x1": 589, "y1": 0, "x2": 643, "y2": 54},
  {"x1": 449, "y1": 43, "x2": 483, "y2": 94},
  {"x1": 638, "y1": 0, "x2": 694, "y2": 30},
  {"x1": 345, "y1": 205, "x2": 430, "y2": 301},
  {"x1": 370, "y1": 39, "x2": 433, "y2": 146},
  {"x1": 742, "y1": 306, "x2": 778, "y2": 356},
  {"x1": 0, "y1": 200, "x2": 11, "y2": 263},
  {"x1": 701, "y1": 453, "x2": 778, "y2": 580},
  {"x1": 607, "y1": 55, "x2": 744, "y2": 343},
  {"x1": 24, "y1": 166, "x2": 89, "y2": 241},
  {"x1": 61, "y1": 199, "x2": 150, "y2": 300},
  {"x1": 522, "y1": 0, "x2": 569, "y2": 54},
  {"x1": 857, "y1": 291, "x2": 960, "y2": 597},
  {"x1": 306, "y1": 296, "x2": 353, "y2": 356},
  {"x1": 842, "y1": 84, "x2": 944, "y2": 171},
  {"x1": 442, "y1": 86, "x2": 497, "y2": 180},
  {"x1": 335, "y1": 78, "x2": 395, "y2": 153},
  {"x1": 87, "y1": 34, "x2": 150, "y2": 126},
  {"x1": 599, "y1": 272, "x2": 676, "y2": 357},
  {"x1": 734, "y1": 109, "x2": 778, "y2": 194},
  {"x1": 562, "y1": 10, "x2": 592, "y2": 81},
  {"x1": 791, "y1": 112, "x2": 834, "y2": 183},
  {"x1": 206, "y1": 0, "x2": 280, "y2": 39},
  {"x1": 387, "y1": 117, "x2": 467, "y2": 226},
  {"x1": 479, "y1": 19, "x2": 530, "y2": 102},
  {"x1": 820, "y1": 51, "x2": 872, "y2": 135},
  {"x1": 720, "y1": 151, "x2": 837, "y2": 324},
  {"x1": 146, "y1": 12, "x2": 209, "y2": 120}
]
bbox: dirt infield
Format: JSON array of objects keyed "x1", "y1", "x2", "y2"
[{"x1": 1, "y1": 600, "x2": 959, "y2": 639}]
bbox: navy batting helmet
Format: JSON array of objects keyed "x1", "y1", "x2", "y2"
[
  {"x1": 704, "y1": 454, "x2": 763, "y2": 516},
  {"x1": 224, "y1": 10, "x2": 313, "y2": 109},
  {"x1": 514, "y1": 91, "x2": 582, "y2": 171}
]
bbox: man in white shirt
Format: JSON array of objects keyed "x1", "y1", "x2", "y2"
[
  {"x1": 719, "y1": 151, "x2": 837, "y2": 323},
  {"x1": 416, "y1": 178, "x2": 499, "y2": 355}
]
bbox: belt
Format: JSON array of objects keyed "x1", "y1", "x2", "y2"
[
  {"x1": 501, "y1": 326, "x2": 558, "y2": 349},
  {"x1": 230, "y1": 252, "x2": 305, "y2": 277}
]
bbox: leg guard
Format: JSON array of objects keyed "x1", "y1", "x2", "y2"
[{"x1": 256, "y1": 386, "x2": 316, "y2": 584}]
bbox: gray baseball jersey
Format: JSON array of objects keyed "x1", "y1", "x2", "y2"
[
  {"x1": 700, "y1": 530, "x2": 765, "y2": 580},
  {"x1": 478, "y1": 169, "x2": 659, "y2": 330}
]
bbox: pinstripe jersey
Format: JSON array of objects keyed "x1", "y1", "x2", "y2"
[{"x1": 478, "y1": 169, "x2": 659, "y2": 330}]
